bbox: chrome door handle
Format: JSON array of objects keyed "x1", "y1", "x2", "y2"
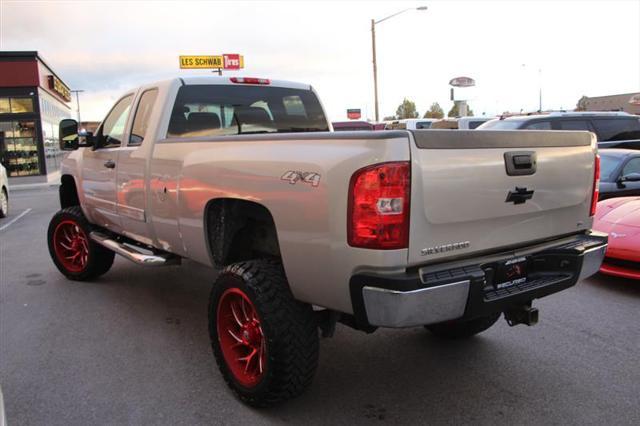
[{"x1": 104, "y1": 160, "x2": 116, "y2": 169}]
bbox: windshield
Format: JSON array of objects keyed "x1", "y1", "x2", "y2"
[
  {"x1": 167, "y1": 84, "x2": 329, "y2": 138},
  {"x1": 477, "y1": 119, "x2": 524, "y2": 130},
  {"x1": 599, "y1": 154, "x2": 620, "y2": 182}
]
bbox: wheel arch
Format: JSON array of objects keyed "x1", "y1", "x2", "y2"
[
  {"x1": 204, "y1": 198, "x2": 282, "y2": 268},
  {"x1": 59, "y1": 174, "x2": 80, "y2": 209}
]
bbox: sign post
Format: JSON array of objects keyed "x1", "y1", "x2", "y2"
[{"x1": 449, "y1": 76, "x2": 476, "y2": 117}]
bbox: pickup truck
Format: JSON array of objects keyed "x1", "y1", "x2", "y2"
[{"x1": 49, "y1": 76, "x2": 607, "y2": 407}]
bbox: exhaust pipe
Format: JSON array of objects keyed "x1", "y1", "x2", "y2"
[
  {"x1": 504, "y1": 304, "x2": 538, "y2": 327},
  {"x1": 90, "y1": 231, "x2": 180, "y2": 267}
]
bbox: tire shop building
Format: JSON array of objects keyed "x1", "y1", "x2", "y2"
[{"x1": 0, "y1": 51, "x2": 72, "y2": 183}]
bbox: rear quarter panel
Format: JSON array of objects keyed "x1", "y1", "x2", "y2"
[{"x1": 150, "y1": 132, "x2": 411, "y2": 313}]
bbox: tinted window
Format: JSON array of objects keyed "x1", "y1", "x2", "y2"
[
  {"x1": 100, "y1": 95, "x2": 133, "y2": 147},
  {"x1": 622, "y1": 157, "x2": 640, "y2": 176},
  {"x1": 129, "y1": 89, "x2": 158, "y2": 145},
  {"x1": 599, "y1": 154, "x2": 621, "y2": 181},
  {"x1": 477, "y1": 120, "x2": 524, "y2": 130},
  {"x1": 558, "y1": 120, "x2": 592, "y2": 131},
  {"x1": 524, "y1": 121, "x2": 552, "y2": 130},
  {"x1": 167, "y1": 85, "x2": 328, "y2": 138},
  {"x1": 415, "y1": 121, "x2": 432, "y2": 129},
  {"x1": 468, "y1": 120, "x2": 485, "y2": 129},
  {"x1": 592, "y1": 118, "x2": 640, "y2": 141}
]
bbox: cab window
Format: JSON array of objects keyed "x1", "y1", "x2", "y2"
[
  {"x1": 99, "y1": 95, "x2": 133, "y2": 148},
  {"x1": 129, "y1": 89, "x2": 158, "y2": 146}
]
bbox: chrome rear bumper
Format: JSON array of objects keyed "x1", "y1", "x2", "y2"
[{"x1": 356, "y1": 233, "x2": 607, "y2": 328}]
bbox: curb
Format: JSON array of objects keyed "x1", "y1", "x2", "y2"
[{"x1": 10, "y1": 181, "x2": 60, "y2": 192}]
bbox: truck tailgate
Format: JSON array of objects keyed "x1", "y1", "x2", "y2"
[{"x1": 408, "y1": 130, "x2": 597, "y2": 265}]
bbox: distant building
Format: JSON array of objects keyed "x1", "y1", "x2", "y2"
[
  {"x1": 0, "y1": 51, "x2": 72, "y2": 183},
  {"x1": 580, "y1": 92, "x2": 640, "y2": 115}
]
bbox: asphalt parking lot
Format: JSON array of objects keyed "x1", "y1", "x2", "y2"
[{"x1": 0, "y1": 187, "x2": 638, "y2": 425}]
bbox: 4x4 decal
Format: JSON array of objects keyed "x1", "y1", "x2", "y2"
[{"x1": 281, "y1": 171, "x2": 321, "y2": 187}]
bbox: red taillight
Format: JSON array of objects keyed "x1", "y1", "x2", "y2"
[
  {"x1": 348, "y1": 162, "x2": 410, "y2": 249},
  {"x1": 229, "y1": 77, "x2": 270, "y2": 85},
  {"x1": 590, "y1": 154, "x2": 600, "y2": 216}
]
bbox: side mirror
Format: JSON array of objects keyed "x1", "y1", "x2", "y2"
[
  {"x1": 620, "y1": 172, "x2": 640, "y2": 183},
  {"x1": 59, "y1": 119, "x2": 94, "y2": 150}
]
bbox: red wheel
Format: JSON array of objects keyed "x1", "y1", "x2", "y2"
[
  {"x1": 209, "y1": 260, "x2": 319, "y2": 406},
  {"x1": 216, "y1": 288, "x2": 267, "y2": 387},
  {"x1": 47, "y1": 207, "x2": 115, "y2": 281},
  {"x1": 53, "y1": 220, "x2": 89, "y2": 273}
]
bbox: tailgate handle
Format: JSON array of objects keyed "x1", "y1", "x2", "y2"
[{"x1": 504, "y1": 151, "x2": 537, "y2": 176}]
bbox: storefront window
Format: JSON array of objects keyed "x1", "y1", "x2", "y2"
[
  {"x1": 10, "y1": 98, "x2": 34, "y2": 113},
  {"x1": 0, "y1": 97, "x2": 35, "y2": 114},
  {"x1": 0, "y1": 120, "x2": 40, "y2": 177},
  {"x1": 0, "y1": 98, "x2": 9, "y2": 114}
]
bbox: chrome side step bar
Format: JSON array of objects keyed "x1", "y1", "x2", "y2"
[{"x1": 90, "y1": 231, "x2": 180, "y2": 267}]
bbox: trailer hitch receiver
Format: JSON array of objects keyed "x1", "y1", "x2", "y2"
[{"x1": 504, "y1": 303, "x2": 539, "y2": 327}]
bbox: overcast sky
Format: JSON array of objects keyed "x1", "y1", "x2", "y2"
[{"x1": 1, "y1": 0, "x2": 639, "y2": 121}]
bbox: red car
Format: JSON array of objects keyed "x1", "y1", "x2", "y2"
[{"x1": 593, "y1": 196, "x2": 640, "y2": 279}]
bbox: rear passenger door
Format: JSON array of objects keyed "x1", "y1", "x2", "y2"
[{"x1": 116, "y1": 88, "x2": 159, "y2": 245}]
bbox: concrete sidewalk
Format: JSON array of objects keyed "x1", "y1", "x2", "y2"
[{"x1": 9, "y1": 171, "x2": 60, "y2": 191}]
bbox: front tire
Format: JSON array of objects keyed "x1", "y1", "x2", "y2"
[
  {"x1": 425, "y1": 313, "x2": 501, "y2": 339},
  {"x1": 47, "y1": 206, "x2": 115, "y2": 281},
  {"x1": 209, "y1": 259, "x2": 319, "y2": 407}
]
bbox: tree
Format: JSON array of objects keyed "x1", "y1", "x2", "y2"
[
  {"x1": 447, "y1": 103, "x2": 459, "y2": 118},
  {"x1": 576, "y1": 95, "x2": 588, "y2": 111},
  {"x1": 423, "y1": 102, "x2": 444, "y2": 119},
  {"x1": 382, "y1": 115, "x2": 396, "y2": 121},
  {"x1": 395, "y1": 98, "x2": 419, "y2": 119}
]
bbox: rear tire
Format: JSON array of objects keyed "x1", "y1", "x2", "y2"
[
  {"x1": 0, "y1": 187, "x2": 8, "y2": 218},
  {"x1": 47, "y1": 206, "x2": 115, "y2": 281},
  {"x1": 425, "y1": 313, "x2": 501, "y2": 339},
  {"x1": 209, "y1": 259, "x2": 319, "y2": 407}
]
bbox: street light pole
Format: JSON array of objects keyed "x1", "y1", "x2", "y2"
[
  {"x1": 71, "y1": 89, "x2": 84, "y2": 125},
  {"x1": 371, "y1": 18, "x2": 379, "y2": 123},
  {"x1": 371, "y1": 6, "x2": 427, "y2": 122}
]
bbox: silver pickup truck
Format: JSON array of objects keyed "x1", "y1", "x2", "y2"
[{"x1": 49, "y1": 76, "x2": 607, "y2": 406}]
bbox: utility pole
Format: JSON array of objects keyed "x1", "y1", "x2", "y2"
[
  {"x1": 71, "y1": 89, "x2": 84, "y2": 125},
  {"x1": 371, "y1": 19, "x2": 379, "y2": 123},
  {"x1": 371, "y1": 6, "x2": 427, "y2": 123}
]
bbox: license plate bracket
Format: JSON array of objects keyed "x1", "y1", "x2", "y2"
[{"x1": 495, "y1": 256, "x2": 528, "y2": 289}]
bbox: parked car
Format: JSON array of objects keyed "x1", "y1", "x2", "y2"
[
  {"x1": 50, "y1": 75, "x2": 606, "y2": 406},
  {"x1": 0, "y1": 162, "x2": 8, "y2": 218},
  {"x1": 457, "y1": 116, "x2": 493, "y2": 130},
  {"x1": 599, "y1": 149, "x2": 640, "y2": 200},
  {"x1": 385, "y1": 118, "x2": 438, "y2": 130},
  {"x1": 478, "y1": 111, "x2": 640, "y2": 149},
  {"x1": 593, "y1": 197, "x2": 640, "y2": 280}
]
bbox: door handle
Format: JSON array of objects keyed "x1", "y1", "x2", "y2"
[
  {"x1": 504, "y1": 151, "x2": 536, "y2": 176},
  {"x1": 104, "y1": 160, "x2": 116, "y2": 169}
]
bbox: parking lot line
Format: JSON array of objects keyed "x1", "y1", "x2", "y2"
[{"x1": 0, "y1": 208, "x2": 32, "y2": 232}]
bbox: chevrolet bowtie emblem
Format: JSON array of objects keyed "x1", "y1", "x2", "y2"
[{"x1": 505, "y1": 187, "x2": 534, "y2": 205}]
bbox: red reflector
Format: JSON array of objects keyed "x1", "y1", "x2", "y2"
[
  {"x1": 590, "y1": 154, "x2": 600, "y2": 216},
  {"x1": 230, "y1": 77, "x2": 270, "y2": 85},
  {"x1": 348, "y1": 162, "x2": 410, "y2": 249}
]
